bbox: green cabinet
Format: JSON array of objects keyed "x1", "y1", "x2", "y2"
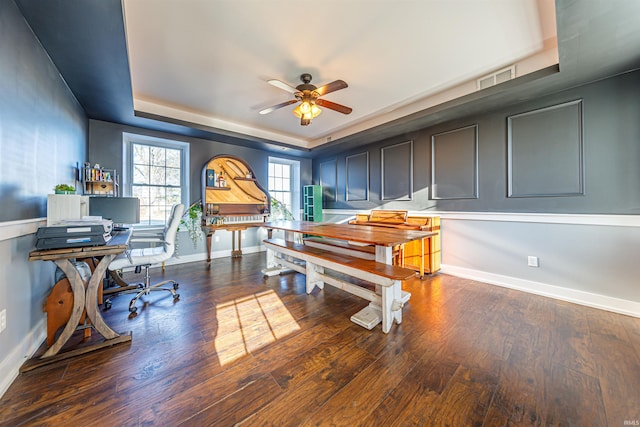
[{"x1": 303, "y1": 185, "x2": 322, "y2": 222}]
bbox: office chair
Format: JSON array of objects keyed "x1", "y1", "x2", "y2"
[{"x1": 107, "y1": 203, "x2": 185, "y2": 313}]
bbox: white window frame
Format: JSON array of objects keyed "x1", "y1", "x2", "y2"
[
  {"x1": 268, "y1": 156, "x2": 300, "y2": 220},
  {"x1": 122, "y1": 133, "x2": 190, "y2": 226}
]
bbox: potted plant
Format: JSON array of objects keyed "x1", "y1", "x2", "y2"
[
  {"x1": 269, "y1": 197, "x2": 295, "y2": 220},
  {"x1": 179, "y1": 202, "x2": 203, "y2": 248},
  {"x1": 54, "y1": 184, "x2": 76, "y2": 194}
]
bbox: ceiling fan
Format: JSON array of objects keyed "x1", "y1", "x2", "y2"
[{"x1": 259, "y1": 73, "x2": 352, "y2": 126}]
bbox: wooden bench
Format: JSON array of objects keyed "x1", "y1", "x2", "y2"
[
  {"x1": 302, "y1": 236, "x2": 404, "y2": 265},
  {"x1": 263, "y1": 238, "x2": 416, "y2": 333}
]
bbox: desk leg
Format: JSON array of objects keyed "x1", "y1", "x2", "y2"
[
  {"x1": 42, "y1": 259, "x2": 86, "y2": 358},
  {"x1": 85, "y1": 253, "x2": 119, "y2": 340}
]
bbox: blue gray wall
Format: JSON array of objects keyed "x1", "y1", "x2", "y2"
[
  {"x1": 314, "y1": 70, "x2": 640, "y2": 215},
  {"x1": 0, "y1": 0, "x2": 88, "y2": 392},
  {"x1": 0, "y1": 0, "x2": 87, "y2": 221}
]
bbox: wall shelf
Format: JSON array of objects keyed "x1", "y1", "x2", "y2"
[{"x1": 80, "y1": 166, "x2": 118, "y2": 197}]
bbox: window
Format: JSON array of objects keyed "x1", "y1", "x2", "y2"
[
  {"x1": 268, "y1": 157, "x2": 300, "y2": 219},
  {"x1": 123, "y1": 133, "x2": 189, "y2": 225}
]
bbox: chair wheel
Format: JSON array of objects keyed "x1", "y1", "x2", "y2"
[
  {"x1": 173, "y1": 293, "x2": 180, "y2": 300},
  {"x1": 104, "y1": 300, "x2": 112, "y2": 310},
  {"x1": 129, "y1": 305, "x2": 137, "y2": 313},
  {"x1": 173, "y1": 283, "x2": 179, "y2": 290}
]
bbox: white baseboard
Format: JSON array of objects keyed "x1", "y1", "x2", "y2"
[
  {"x1": 441, "y1": 264, "x2": 640, "y2": 318},
  {"x1": 0, "y1": 318, "x2": 46, "y2": 398},
  {"x1": 119, "y1": 245, "x2": 267, "y2": 272}
]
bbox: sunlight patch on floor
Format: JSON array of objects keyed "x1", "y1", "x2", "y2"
[{"x1": 214, "y1": 289, "x2": 300, "y2": 365}]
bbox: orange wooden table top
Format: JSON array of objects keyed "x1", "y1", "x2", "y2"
[{"x1": 263, "y1": 221, "x2": 435, "y2": 247}]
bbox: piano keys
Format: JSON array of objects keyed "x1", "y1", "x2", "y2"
[{"x1": 201, "y1": 155, "x2": 271, "y2": 261}]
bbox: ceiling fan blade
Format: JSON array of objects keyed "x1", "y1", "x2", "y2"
[
  {"x1": 268, "y1": 79, "x2": 299, "y2": 94},
  {"x1": 259, "y1": 99, "x2": 297, "y2": 115},
  {"x1": 315, "y1": 98, "x2": 352, "y2": 115},
  {"x1": 314, "y1": 80, "x2": 348, "y2": 96}
]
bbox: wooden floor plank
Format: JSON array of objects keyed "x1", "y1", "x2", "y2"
[
  {"x1": 587, "y1": 310, "x2": 640, "y2": 426},
  {"x1": 0, "y1": 253, "x2": 638, "y2": 426},
  {"x1": 360, "y1": 350, "x2": 459, "y2": 426},
  {"x1": 544, "y1": 364, "x2": 608, "y2": 426}
]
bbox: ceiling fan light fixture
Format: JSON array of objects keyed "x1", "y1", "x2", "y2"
[
  {"x1": 263, "y1": 73, "x2": 349, "y2": 126},
  {"x1": 292, "y1": 102, "x2": 321, "y2": 123}
]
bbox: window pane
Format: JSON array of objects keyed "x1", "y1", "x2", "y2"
[
  {"x1": 269, "y1": 177, "x2": 275, "y2": 190},
  {"x1": 282, "y1": 165, "x2": 290, "y2": 178},
  {"x1": 150, "y1": 147, "x2": 166, "y2": 166},
  {"x1": 132, "y1": 185, "x2": 150, "y2": 206},
  {"x1": 139, "y1": 205, "x2": 150, "y2": 224},
  {"x1": 128, "y1": 139, "x2": 185, "y2": 225},
  {"x1": 149, "y1": 205, "x2": 166, "y2": 222},
  {"x1": 150, "y1": 166, "x2": 166, "y2": 185},
  {"x1": 166, "y1": 149, "x2": 180, "y2": 168},
  {"x1": 167, "y1": 187, "x2": 181, "y2": 204},
  {"x1": 274, "y1": 163, "x2": 282, "y2": 176},
  {"x1": 133, "y1": 144, "x2": 149, "y2": 165},
  {"x1": 166, "y1": 167, "x2": 180, "y2": 186},
  {"x1": 150, "y1": 186, "x2": 165, "y2": 205},
  {"x1": 282, "y1": 178, "x2": 290, "y2": 191},
  {"x1": 269, "y1": 163, "x2": 274, "y2": 175},
  {"x1": 133, "y1": 164, "x2": 149, "y2": 184}
]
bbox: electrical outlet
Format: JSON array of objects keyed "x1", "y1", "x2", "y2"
[
  {"x1": 527, "y1": 256, "x2": 539, "y2": 267},
  {"x1": 0, "y1": 309, "x2": 6, "y2": 333}
]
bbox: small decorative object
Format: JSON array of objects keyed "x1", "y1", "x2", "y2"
[
  {"x1": 246, "y1": 172, "x2": 252, "y2": 179},
  {"x1": 54, "y1": 184, "x2": 76, "y2": 194},
  {"x1": 206, "y1": 169, "x2": 217, "y2": 187}
]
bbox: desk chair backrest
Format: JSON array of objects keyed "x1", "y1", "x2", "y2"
[{"x1": 163, "y1": 203, "x2": 185, "y2": 257}]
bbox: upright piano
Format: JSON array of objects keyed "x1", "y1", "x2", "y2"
[{"x1": 201, "y1": 155, "x2": 271, "y2": 262}]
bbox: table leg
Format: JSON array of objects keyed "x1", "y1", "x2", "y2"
[
  {"x1": 84, "y1": 253, "x2": 119, "y2": 340},
  {"x1": 262, "y1": 228, "x2": 294, "y2": 276},
  {"x1": 42, "y1": 259, "x2": 86, "y2": 358}
]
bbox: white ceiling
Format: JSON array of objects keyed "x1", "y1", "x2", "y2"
[{"x1": 122, "y1": 0, "x2": 557, "y2": 149}]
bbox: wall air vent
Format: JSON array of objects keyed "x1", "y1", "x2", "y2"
[{"x1": 477, "y1": 65, "x2": 516, "y2": 90}]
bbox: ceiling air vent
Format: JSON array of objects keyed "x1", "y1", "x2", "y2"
[{"x1": 477, "y1": 65, "x2": 516, "y2": 90}]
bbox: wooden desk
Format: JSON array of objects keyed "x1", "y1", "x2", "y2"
[{"x1": 25, "y1": 229, "x2": 133, "y2": 370}]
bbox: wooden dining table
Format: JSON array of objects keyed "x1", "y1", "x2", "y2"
[
  {"x1": 263, "y1": 220, "x2": 436, "y2": 265},
  {"x1": 261, "y1": 221, "x2": 437, "y2": 329}
]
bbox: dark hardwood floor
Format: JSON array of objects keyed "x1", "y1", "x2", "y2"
[{"x1": 1, "y1": 253, "x2": 639, "y2": 426}]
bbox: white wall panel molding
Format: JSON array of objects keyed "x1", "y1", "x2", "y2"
[
  {"x1": 0, "y1": 218, "x2": 46, "y2": 242},
  {"x1": 441, "y1": 264, "x2": 640, "y2": 318},
  {"x1": 322, "y1": 209, "x2": 640, "y2": 227}
]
